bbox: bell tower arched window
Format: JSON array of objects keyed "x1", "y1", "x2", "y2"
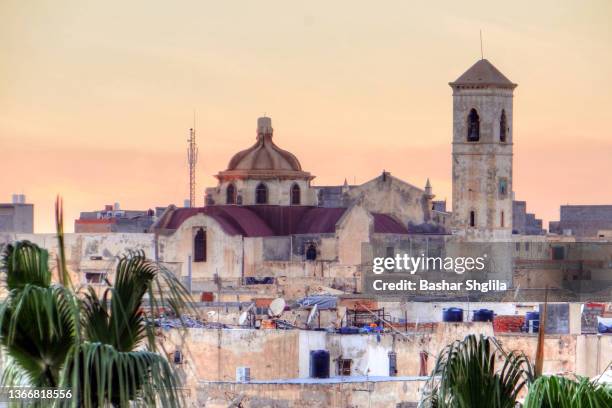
[
  {"x1": 291, "y1": 184, "x2": 301, "y2": 205},
  {"x1": 467, "y1": 109, "x2": 480, "y2": 142},
  {"x1": 500, "y1": 110, "x2": 507, "y2": 142},
  {"x1": 226, "y1": 183, "x2": 236, "y2": 204},
  {"x1": 255, "y1": 183, "x2": 268, "y2": 204},
  {"x1": 194, "y1": 228, "x2": 207, "y2": 262}
]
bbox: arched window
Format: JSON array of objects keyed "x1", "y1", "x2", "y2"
[
  {"x1": 306, "y1": 244, "x2": 317, "y2": 261},
  {"x1": 255, "y1": 183, "x2": 268, "y2": 204},
  {"x1": 467, "y1": 109, "x2": 480, "y2": 142},
  {"x1": 469, "y1": 211, "x2": 476, "y2": 227},
  {"x1": 226, "y1": 183, "x2": 236, "y2": 204},
  {"x1": 291, "y1": 184, "x2": 301, "y2": 205},
  {"x1": 500, "y1": 110, "x2": 507, "y2": 142},
  {"x1": 194, "y1": 228, "x2": 207, "y2": 262}
]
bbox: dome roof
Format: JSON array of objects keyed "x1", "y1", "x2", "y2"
[{"x1": 217, "y1": 117, "x2": 313, "y2": 181}]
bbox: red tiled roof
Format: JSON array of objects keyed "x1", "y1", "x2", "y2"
[
  {"x1": 158, "y1": 205, "x2": 408, "y2": 237},
  {"x1": 372, "y1": 213, "x2": 409, "y2": 234}
]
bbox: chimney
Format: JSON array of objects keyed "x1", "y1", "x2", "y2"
[
  {"x1": 12, "y1": 194, "x2": 19, "y2": 204},
  {"x1": 114, "y1": 202, "x2": 120, "y2": 211}
]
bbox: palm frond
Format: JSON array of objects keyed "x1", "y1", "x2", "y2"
[
  {"x1": 63, "y1": 342, "x2": 183, "y2": 408},
  {"x1": 1, "y1": 241, "x2": 51, "y2": 290},
  {"x1": 524, "y1": 375, "x2": 612, "y2": 408},
  {"x1": 81, "y1": 251, "x2": 193, "y2": 352},
  {"x1": 0, "y1": 284, "x2": 79, "y2": 388},
  {"x1": 419, "y1": 334, "x2": 533, "y2": 408},
  {"x1": 1, "y1": 201, "x2": 192, "y2": 407},
  {"x1": 55, "y1": 196, "x2": 72, "y2": 288}
]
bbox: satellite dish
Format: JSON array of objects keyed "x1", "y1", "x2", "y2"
[
  {"x1": 238, "y1": 312, "x2": 249, "y2": 326},
  {"x1": 207, "y1": 310, "x2": 217, "y2": 319},
  {"x1": 307, "y1": 304, "x2": 318, "y2": 326},
  {"x1": 238, "y1": 304, "x2": 255, "y2": 326},
  {"x1": 268, "y1": 298, "x2": 286, "y2": 317}
]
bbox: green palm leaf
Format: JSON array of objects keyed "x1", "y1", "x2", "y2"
[
  {"x1": 1, "y1": 207, "x2": 194, "y2": 407},
  {"x1": 419, "y1": 334, "x2": 533, "y2": 408},
  {"x1": 524, "y1": 375, "x2": 612, "y2": 408}
]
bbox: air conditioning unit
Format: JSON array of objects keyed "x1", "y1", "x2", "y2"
[{"x1": 236, "y1": 367, "x2": 251, "y2": 382}]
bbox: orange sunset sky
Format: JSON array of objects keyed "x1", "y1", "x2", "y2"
[{"x1": 1, "y1": 0, "x2": 611, "y2": 233}]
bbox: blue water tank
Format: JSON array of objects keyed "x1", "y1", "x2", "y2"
[
  {"x1": 473, "y1": 309, "x2": 495, "y2": 322},
  {"x1": 309, "y1": 350, "x2": 330, "y2": 378},
  {"x1": 442, "y1": 307, "x2": 464, "y2": 322},
  {"x1": 525, "y1": 311, "x2": 540, "y2": 333}
]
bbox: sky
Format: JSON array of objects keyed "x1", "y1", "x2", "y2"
[{"x1": 1, "y1": 0, "x2": 611, "y2": 233}]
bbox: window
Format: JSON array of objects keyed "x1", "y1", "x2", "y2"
[
  {"x1": 469, "y1": 211, "x2": 476, "y2": 227},
  {"x1": 306, "y1": 244, "x2": 317, "y2": 261},
  {"x1": 552, "y1": 246, "x2": 565, "y2": 260},
  {"x1": 467, "y1": 109, "x2": 480, "y2": 142},
  {"x1": 255, "y1": 183, "x2": 268, "y2": 204},
  {"x1": 194, "y1": 228, "x2": 207, "y2": 262},
  {"x1": 501, "y1": 211, "x2": 505, "y2": 228},
  {"x1": 338, "y1": 359, "x2": 352, "y2": 376},
  {"x1": 291, "y1": 184, "x2": 301, "y2": 205},
  {"x1": 499, "y1": 178, "x2": 508, "y2": 198},
  {"x1": 500, "y1": 110, "x2": 508, "y2": 142},
  {"x1": 85, "y1": 272, "x2": 106, "y2": 284},
  {"x1": 226, "y1": 183, "x2": 236, "y2": 204},
  {"x1": 385, "y1": 246, "x2": 395, "y2": 258}
]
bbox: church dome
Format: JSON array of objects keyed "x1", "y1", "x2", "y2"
[{"x1": 217, "y1": 117, "x2": 313, "y2": 181}]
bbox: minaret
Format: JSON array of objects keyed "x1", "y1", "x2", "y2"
[
  {"x1": 424, "y1": 178, "x2": 433, "y2": 198},
  {"x1": 449, "y1": 59, "x2": 516, "y2": 239}
]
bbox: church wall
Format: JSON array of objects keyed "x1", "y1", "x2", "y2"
[
  {"x1": 345, "y1": 175, "x2": 428, "y2": 227},
  {"x1": 337, "y1": 205, "x2": 372, "y2": 265},
  {"x1": 157, "y1": 213, "x2": 243, "y2": 282}
]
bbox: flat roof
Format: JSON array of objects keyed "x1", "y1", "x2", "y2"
[{"x1": 201, "y1": 375, "x2": 429, "y2": 385}]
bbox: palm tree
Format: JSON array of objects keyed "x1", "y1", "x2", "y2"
[
  {"x1": 0, "y1": 198, "x2": 193, "y2": 407},
  {"x1": 419, "y1": 334, "x2": 534, "y2": 408},
  {"x1": 523, "y1": 375, "x2": 612, "y2": 408}
]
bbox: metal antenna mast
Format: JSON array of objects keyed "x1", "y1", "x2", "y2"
[
  {"x1": 187, "y1": 116, "x2": 198, "y2": 208},
  {"x1": 480, "y1": 30, "x2": 484, "y2": 60}
]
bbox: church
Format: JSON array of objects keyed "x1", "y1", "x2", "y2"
[{"x1": 152, "y1": 58, "x2": 522, "y2": 295}]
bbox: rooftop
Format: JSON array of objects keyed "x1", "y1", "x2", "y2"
[
  {"x1": 450, "y1": 59, "x2": 516, "y2": 89},
  {"x1": 155, "y1": 205, "x2": 409, "y2": 237}
]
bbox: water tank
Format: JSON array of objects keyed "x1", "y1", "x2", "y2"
[
  {"x1": 309, "y1": 350, "x2": 330, "y2": 378},
  {"x1": 473, "y1": 309, "x2": 495, "y2": 322},
  {"x1": 442, "y1": 307, "x2": 463, "y2": 322},
  {"x1": 525, "y1": 311, "x2": 540, "y2": 333}
]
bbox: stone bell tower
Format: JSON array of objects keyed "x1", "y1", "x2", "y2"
[{"x1": 450, "y1": 59, "x2": 517, "y2": 239}]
